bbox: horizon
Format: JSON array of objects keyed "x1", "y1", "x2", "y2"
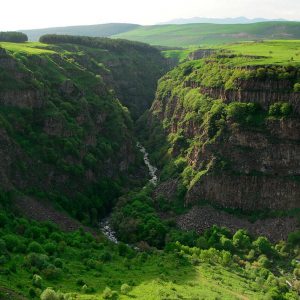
[{"x1": 0, "y1": 0, "x2": 300, "y2": 31}]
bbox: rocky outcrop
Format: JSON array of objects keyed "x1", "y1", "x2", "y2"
[
  {"x1": 186, "y1": 173, "x2": 299, "y2": 210},
  {"x1": 148, "y1": 61, "x2": 300, "y2": 212},
  {"x1": 0, "y1": 90, "x2": 45, "y2": 108},
  {"x1": 177, "y1": 206, "x2": 299, "y2": 242},
  {"x1": 184, "y1": 78, "x2": 300, "y2": 114},
  {"x1": 188, "y1": 49, "x2": 215, "y2": 60}
]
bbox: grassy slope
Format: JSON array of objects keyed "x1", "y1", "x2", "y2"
[
  {"x1": 114, "y1": 22, "x2": 300, "y2": 47},
  {"x1": 162, "y1": 40, "x2": 300, "y2": 66},
  {"x1": 22, "y1": 24, "x2": 141, "y2": 42},
  {"x1": 1, "y1": 210, "x2": 298, "y2": 300}
]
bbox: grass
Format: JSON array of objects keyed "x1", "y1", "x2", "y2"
[
  {"x1": 0, "y1": 42, "x2": 54, "y2": 54},
  {"x1": 214, "y1": 40, "x2": 300, "y2": 66},
  {"x1": 162, "y1": 40, "x2": 300, "y2": 66},
  {"x1": 114, "y1": 21, "x2": 300, "y2": 47}
]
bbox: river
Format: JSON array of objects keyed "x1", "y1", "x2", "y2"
[{"x1": 99, "y1": 142, "x2": 158, "y2": 243}]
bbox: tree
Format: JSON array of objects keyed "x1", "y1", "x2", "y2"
[
  {"x1": 0, "y1": 32, "x2": 28, "y2": 42},
  {"x1": 233, "y1": 229, "x2": 251, "y2": 250}
]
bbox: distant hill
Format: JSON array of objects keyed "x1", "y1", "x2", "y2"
[
  {"x1": 21, "y1": 23, "x2": 140, "y2": 41},
  {"x1": 158, "y1": 16, "x2": 287, "y2": 25},
  {"x1": 114, "y1": 21, "x2": 300, "y2": 47}
]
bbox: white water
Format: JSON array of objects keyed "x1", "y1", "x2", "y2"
[
  {"x1": 99, "y1": 218, "x2": 118, "y2": 243},
  {"x1": 100, "y1": 142, "x2": 158, "y2": 243},
  {"x1": 136, "y1": 141, "x2": 158, "y2": 186}
]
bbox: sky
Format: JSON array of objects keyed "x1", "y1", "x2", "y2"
[{"x1": 0, "y1": 0, "x2": 300, "y2": 31}]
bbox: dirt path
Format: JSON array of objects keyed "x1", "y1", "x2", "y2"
[
  {"x1": 14, "y1": 196, "x2": 98, "y2": 236},
  {"x1": 177, "y1": 206, "x2": 299, "y2": 242}
]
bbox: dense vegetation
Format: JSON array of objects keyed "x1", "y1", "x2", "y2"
[
  {"x1": 23, "y1": 23, "x2": 141, "y2": 42},
  {"x1": 0, "y1": 37, "x2": 166, "y2": 224},
  {"x1": 0, "y1": 192, "x2": 299, "y2": 299},
  {"x1": 0, "y1": 32, "x2": 28, "y2": 43},
  {"x1": 0, "y1": 35, "x2": 299, "y2": 299}
]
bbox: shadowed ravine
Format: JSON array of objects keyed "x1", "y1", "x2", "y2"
[{"x1": 100, "y1": 142, "x2": 158, "y2": 242}]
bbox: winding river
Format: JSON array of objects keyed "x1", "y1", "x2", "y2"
[{"x1": 100, "y1": 142, "x2": 158, "y2": 243}]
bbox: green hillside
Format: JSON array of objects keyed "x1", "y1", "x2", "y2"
[
  {"x1": 0, "y1": 35, "x2": 299, "y2": 300},
  {"x1": 162, "y1": 40, "x2": 300, "y2": 67},
  {"x1": 22, "y1": 23, "x2": 140, "y2": 42},
  {"x1": 0, "y1": 36, "x2": 166, "y2": 223},
  {"x1": 114, "y1": 21, "x2": 300, "y2": 47}
]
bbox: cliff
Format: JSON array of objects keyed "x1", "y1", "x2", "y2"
[
  {"x1": 146, "y1": 57, "x2": 300, "y2": 212},
  {"x1": 0, "y1": 38, "x2": 164, "y2": 222}
]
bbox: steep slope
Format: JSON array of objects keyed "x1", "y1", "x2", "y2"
[
  {"x1": 143, "y1": 54, "x2": 300, "y2": 213},
  {"x1": 22, "y1": 23, "x2": 141, "y2": 42},
  {"x1": 114, "y1": 21, "x2": 300, "y2": 47},
  {"x1": 0, "y1": 37, "x2": 166, "y2": 223}
]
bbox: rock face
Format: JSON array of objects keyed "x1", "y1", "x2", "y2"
[
  {"x1": 0, "y1": 43, "x2": 151, "y2": 219},
  {"x1": 177, "y1": 206, "x2": 298, "y2": 242},
  {"x1": 148, "y1": 60, "x2": 300, "y2": 212}
]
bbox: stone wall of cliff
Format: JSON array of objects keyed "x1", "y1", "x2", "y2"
[{"x1": 146, "y1": 58, "x2": 300, "y2": 212}]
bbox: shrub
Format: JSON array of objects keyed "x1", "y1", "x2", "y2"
[
  {"x1": 25, "y1": 253, "x2": 49, "y2": 270},
  {"x1": 220, "y1": 236, "x2": 234, "y2": 251},
  {"x1": 0, "y1": 212, "x2": 8, "y2": 227},
  {"x1": 294, "y1": 83, "x2": 300, "y2": 92},
  {"x1": 101, "y1": 251, "x2": 112, "y2": 262},
  {"x1": 288, "y1": 230, "x2": 300, "y2": 246},
  {"x1": 226, "y1": 102, "x2": 259, "y2": 124},
  {"x1": 28, "y1": 241, "x2": 44, "y2": 254},
  {"x1": 53, "y1": 258, "x2": 63, "y2": 268},
  {"x1": 118, "y1": 243, "x2": 132, "y2": 257},
  {"x1": 41, "y1": 266, "x2": 62, "y2": 280},
  {"x1": 2, "y1": 234, "x2": 22, "y2": 252},
  {"x1": 232, "y1": 230, "x2": 251, "y2": 250},
  {"x1": 40, "y1": 288, "x2": 61, "y2": 300},
  {"x1": 29, "y1": 287, "x2": 36, "y2": 298},
  {"x1": 102, "y1": 287, "x2": 119, "y2": 299},
  {"x1": 44, "y1": 242, "x2": 57, "y2": 255},
  {"x1": 268, "y1": 102, "x2": 292, "y2": 118},
  {"x1": 32, "y1": 274, "x2": 42, "y2": 288},
  {"x1": 120, "y1": 283, "x2": 131, "y2": 295},
  {"x1": 0, "y1": 239, "x2": 6, "y2": 252},
  {"x1": 76, "y1": 278, "x2": 85, "y2": 286},
  {"x1": 253, "y1": 237, "x2": 273, "y2": 256}
]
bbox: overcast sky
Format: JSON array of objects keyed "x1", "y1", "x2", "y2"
[{"x1": 1, "y1": 0, "x2": 300, "y2": 30}]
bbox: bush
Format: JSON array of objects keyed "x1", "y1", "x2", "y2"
[
  {"x1": 102, "y1": 287, "x2": 119, "y2": 299},
  {"x1": 41, "y1": 266, "x2": 62, "y2": 280},
  {"x1": 25, "y1": 253, "x2": 49, "y2": 270},
  {"x1": 53, "y1": 258, "x2": 63, "y2": 268},
  {"x1": 32, "y1": 274, "x2": 42, "y2": 288},
  {"x1": 120, "y1": 283, "x2": 131, "y2": 295},
  {"x1": 101, "y1": 251, "x2": 112, "y2": 262},
  {"x1": 226, "y1": 102, "x2": 259, "y2": 124},
  {"x1": 288, "y1": 230, "x2": 300, "y2": 246},
  {"x1": 28, "y1": 287, "x2": 36, "y2": 298},
  {"x1": 253, "y1": 237, "x2": 273, "y2": 256},
  {"x1": 268, "y1": 102, "x2": 292, "y2": 118},
  {"x1": 0, "y1": 239, "x2": 6, "y2": 252},
  {"x1": 294, "y1": 83, "x2": 300, "y2": 92},
  {"x1": 233, "y1": 230, "x2": 251, "y2": 250},
  {"x1": 44, "y1": 242, "x2": 57, "y2": 255},
  {"x1": 76, "y1": 278, "x2": 85, "y2": 286},
  {"x1": 40, "y1": 288, "x2": 58, "y2": 300},
  {"x1": 2, "y1": 234, "x2": 22, "y2": 252},
  {"x1": 28, "y1": 241, "x2": 44, "y2": 254}
]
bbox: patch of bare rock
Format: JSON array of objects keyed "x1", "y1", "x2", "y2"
[
  {"x1": 14, "y1": 196, "x2": 97, "y2": 236},
  {"x1": 177, "y1": 206, "x2": 299, "y2": 242}
]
